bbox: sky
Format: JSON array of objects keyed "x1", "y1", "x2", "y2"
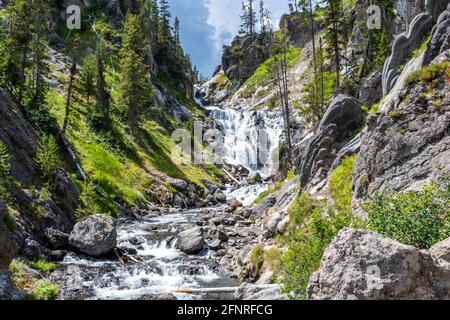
[{"x1": 169, "y1": 0, "x2": 290, "y2": 77}]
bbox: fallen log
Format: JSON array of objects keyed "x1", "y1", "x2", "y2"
[
  {"x1": 222, "y1": 168, "x2": 241, "y2": 185},
  {"x1": 175, "y1": 285, "x2": 275, "y2": 295}
]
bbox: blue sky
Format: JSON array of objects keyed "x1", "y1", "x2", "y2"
[{"x1": 169, "y1": 0, "x2": 290, "y2": 77}]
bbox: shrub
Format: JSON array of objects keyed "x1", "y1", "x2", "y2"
[
  {"x1": 404, "y1": 61, "x2": 450, "y2": 88},
  {"x1": 329, "y1": 155, "x2": 356, "y2": 211},
  {"x1": 31, "y1": 260, "x2": 57, "y2": 274},
  {"x1": 249, "y1": 245, "x2": 265, "y2": 276},
  {"x1": 32, "y1": 280, "x2": 60, "y2": 300},
  {"x1": 35, "y1": 135, "x2": 60, "y2": 180},
  {"x1": 264, "y1": 247, "x2": 283, "y2": 271},
  {"x1": 365, "y1": 182, "x2": 450, "y2": 249},
  {"x1": 288, "y1": 193, "x2": 315, "y2": 225}
]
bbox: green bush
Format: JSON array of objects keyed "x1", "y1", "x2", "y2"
[
  {"x1": 31, "y1": 260, "x2": 57, "y2": 274},
  {"x1": 329, "y1": 155, "x2": 356, "y2": 211},
  {"x1": 277, "y1": 208, "x2": 355, "y2": 299},
  {"x1": 365, "y1": 182, "x2": 450, "y2": 249},
  {"x1": 404, "y1": 61, "x2": 450, "y2": 88},
  {"x1": 32, "y1": 280, "x2": 60, "y2": 300},
  {"x1": 35, "y1": 135, "x2": 61, "y2": 180},
  {"x1": 288, "y1": 193, "x2": 315, "y2": 225}
]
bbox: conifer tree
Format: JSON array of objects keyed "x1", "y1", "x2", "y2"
[
  {"x1": 120, "y1": 13, "x2": 153, "y2": 135},
  {"x1": 323, "y1": 0, "x2": 345, "y2": 91},
  {"x1": 95, "y1": 39, "x2": 111, "y2": 130},
  {"x1": 159, "y1": 0, "x2": 171, "y2": 40},
  {"x1": 174, "y1": 17, "x2": 180, "y2": 43},
  {"x1": 240, "y1": 1, "x2": 258, "y2": 35}
]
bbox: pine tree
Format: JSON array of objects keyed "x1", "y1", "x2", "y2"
[
  {"x1": 120, "y1": 13, "x2": 153, "y2": 135},
  {"x1": 240, "y1": 1, "x2": 258, "y2": 36},
  {"x1": 148, "y1": 0, "x2": 160, "y2": 39},
  {"x1": 0, "y1": 0, "x2": 33, "y2": 105},
  {"x1": 77, "y1": 54, "x2": 97, "y2": 103},
  {"x1": 323, "y1": 0, "x2": 345, "y2": 91},
  {"x1": 95, "y1": 39, "x2": 111, "y2": 130},
  {"x1": 259, "y1": 0, "x2": 271, "y2": 36},
  {"x1": 29, "y1": 0, "x2": 51, "y2": 108},
  {"x1": 159, "y1": 0, "x2": 171, "y2": 40}
]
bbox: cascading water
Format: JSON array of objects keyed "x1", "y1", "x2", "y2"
[
  {"x1": 54, "y1": 95, "x2": 283, "y2": 300},
  {"x1": 206, "y1": 106, "x2": 284, "y2": 206}
]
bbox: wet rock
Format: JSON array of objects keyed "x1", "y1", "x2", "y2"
[
  {"x1": 20, "y1": 238, "x2": 51, "y2": 261},
  {"x1": 213, "y1": 190, "x2": 227, "y2": 204},
  {"x1": 201, "y1": 179, "x2": 219, "y2": 196},
  {"x1": 307, "y1": 229, "x2": 450, "y2": 300},
  {"x1": 45, "y1": 228, "x2": 70, "y2": 250},
  {"x1": 0, "y1": 270, "x2": 23, "y2": 300},
  {"x1": 176, "y1": 227, "x2": 204, "y2": 255},
  {"x1": 208, "y1": 239, "x2": 222, "y2": 251},
  {"x1": 246, "y1": 172, "x2": 262, "y2": 184},
  {"x1": 214, "y1": 228, "x2": 229, "y2": 242},
  {"x1": 69, "y1": 214, "x2": 118, "y2": 257},
  {"x1": 166, "y1": 178, "x2": 189, "y2": 192}
]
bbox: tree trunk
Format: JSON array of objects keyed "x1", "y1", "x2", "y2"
[{"x1": 63, "y1": 55, "x2": 77, "y2": 134}]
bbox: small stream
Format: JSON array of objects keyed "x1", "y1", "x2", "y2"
[{"x1": 53, "y1": 102, "x2": 283, "y2": 300}]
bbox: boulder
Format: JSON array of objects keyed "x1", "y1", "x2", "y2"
[
  {"x1": 430, "y1": 237, "x2": 450, "y2": 263},
  {"x1": 246, "y1": 172, "x2": 262, "y2": 184},
  {"x1": 208, "y1": 239, "x2": 222, "y2": 251},
  {"x1": 69, "y1": 214, "x2": 117, "y2": 257},
  {"x1": 45, "y1": 228, "x2": 70, "y2": 250},
  {"x1": 166, "y1": 177, "x2": 189, "y2": 192},
  {"x1": 307, "y1": 229, "x2": 450, "y2": 300},
  {"x1": 253, "y1": 195, "x2": 276, "y2": 217},
  {"x1": 213, "y1": 190, "x2": 227, "y2": 204},
  {"x1": 263, "y1": 211, "x2": 284, "y2": 239},
  {"x1": 176, "y1": 227, "x2": 204, "y2": 255}
]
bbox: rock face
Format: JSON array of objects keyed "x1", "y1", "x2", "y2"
[
  {"x1": 197, "y1": 69, "x2": 231, "y2": 106},
  {"x1": 222, "y1": 35, "x2": 272, "y2": 89},
  {"x1": 382, "y1": 13, "x2": 433, "y2": 95},
  {"x1": 0, "y1": 204, "x2": 19, "y2": 269},
  {"x1": 307, "y1": 229, "x2": 450, "y2": 300},
  {"x1": 0, "y1": 89, "x2": 38, "y2": 185},
  {"x1": 296, "y1": 95, "x2": 365, "y2": 188},
  {"x1": 69, "y1": 214, "x2": 118, "y2": 257},
  {"x1": 430, "y1": 238, "x2": 450, "y2": 263},
  {"x1": 353, "y1": 67, "x2": 450, "y2": 204},
  {"x1": 176, "y1": 227, "x2": 205, "y2": 255},
  {"x1": 423, "y1": 4, "x2": 450, "y2": 65},
  {"x1": 279, "y1": 12, "x2": 320, "y2": 48},
  {"x1": 0, "y1": 270, "x2": 22, "y2": 300}
]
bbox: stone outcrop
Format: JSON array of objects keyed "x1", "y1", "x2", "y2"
[
  {"x1": 423, "y1": 3, "x2": 450, "y2": 65},
  {"x1": 307, "y1": 229, "x2": 450, "y2": 300},
  {"x1": 69, "y1": 214, "x2": 118, "y2": 257},
  {"x1": 222, "y1": 35, "x2": 272, "y2": 89},
  {"x1": 382, "y1": 13, "x2": 434, "y2": 95},
  {"x1": 353, "y1": 65, "x2": 450, "y2": 204},
  {"x1": 296, "y1": 95, "x2": 365, "y2": 188},
  {"x1": 279, "y1": 12, "x2": 320, "y2": 48}
]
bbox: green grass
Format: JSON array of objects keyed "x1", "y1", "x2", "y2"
[
  {"x1": 31, "y1": 260, "x2": 57, "y2": 274},
  {"x1": 215, "y1": 71, "x2": 231, "y2": 91},
  {"x1": 405, "y1": 61, "x2": 450, "y2": 88},
  {"x1": 329, "y1": 156, "x2": 356, "y2": 211},
  {"x1": 241, "y1": 47, "x2": 302, "y2": 98},
  {"x1": 32, "y1": 280, "x2": 60, "y2": 300}
]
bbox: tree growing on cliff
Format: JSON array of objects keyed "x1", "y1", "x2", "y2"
[
  {"x1": 158, "y1": 0, "x2": 172, "y2": 40},
  {"x1": 120, "y1": 13, "x2": 153, "y2": 135},
  {"x1": 259, "y1": 0, "x2": 271, "y2": 36},
  {"x1": 240, "y1": 0, "x2": 258, "y2": 35},
  {"x1": 174, "y1": 17, "x2": 180, "y2": 43}
]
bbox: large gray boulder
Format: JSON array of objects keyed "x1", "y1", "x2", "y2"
[
  {"x1": 296, "y1": 95, "x2": 364, "y2": 188},
  {"x1": 69, "y1": 214, "x2": 117, "y2": 257},
  {"x1": 176, "y1": 227, "x2": 205, "y2": 255},
  {"x1": 307, "y1": 229, "x2": 450, "y2": 300},
  {"x1": 423, "y1": 4, "x2": 450, "y2": 65},
  {"x1": 382, "y1": 13, "x2": 434, "y2": 95},
  {"x1": 430, "y1": 238, "x2": 450, "y2": 264}
]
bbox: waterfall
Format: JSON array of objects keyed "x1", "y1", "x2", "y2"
[{"x1": 207, "y1": 106, "x2": 283, "y2": 177}]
